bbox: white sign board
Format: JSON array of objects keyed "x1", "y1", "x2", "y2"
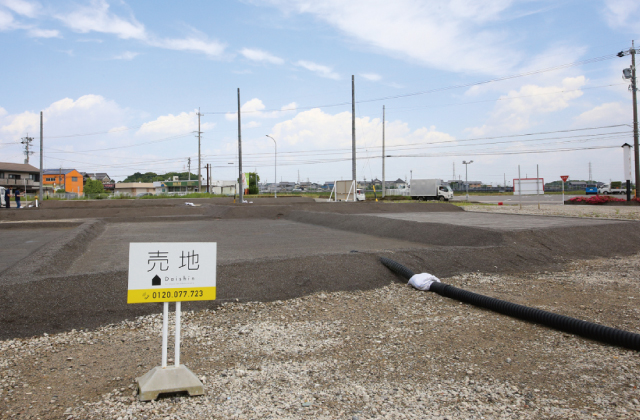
[
  {"x1": 513, "y1": 178, "x2": 544, "y2": 195},
  {"x1": 333, "y1": 180, "x2": 356, "y2": 201},
  {"x1": 128, "y1": 242, "x2": 216, "y2": 303}
]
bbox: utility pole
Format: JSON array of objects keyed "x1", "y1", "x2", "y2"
[
  {"x1": 382, "y1": 105, "x2": 385, "y2": 198},
  {"x1": 588, "y1": 162, "x2": 592, "y2": 182},
  {"x1": 618, "y1": 41, "x2": 639, "y2": 197},
  {"x1": 188, "y1": 157, "x2": 191, "y2": 180},
  {"x1": 237, "y1": 88, "x2": 243, "y2": 203},
  {"x1": 21, "y1": 134, "x2": 34, "y2": 164},
  {"x1": 206, "y1": 163, "x2": 209, "y2": 193},
  {"x1": 39, "y1": 112, "x2": 43, "y2": 202},
  {"x1": 266, "y1": 135, "x2": 277, "y2": 198},
  {"x1": 352, "y1": 75, "x2": 356, "y2": 183},
  {"x1": 197, "y1": 108, "x2": 202, "y2": 192},
  {"x1": 462, "y1": 160, "x2": 473, "y2": 201}
]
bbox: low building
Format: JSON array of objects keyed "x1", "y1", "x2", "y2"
[
  {"x1": 277, "y1": 181, "x2": 296, "y2": 192},
  {"x1": 43, "y1": 168, "x2": 83, "y2": 194},
  {"x1": 299, "y1": 181, "x2": 319, "y2": 191},
  {"x1": 209, "y1": 180, "x2": 238, "y2": 195},
  {"x1": 115, "y1": 182, "x2": 156, "y2": 196},
  {"x1": 153, "y1": 179, "x2": 200, "y2": 195},
  {"x1": 0, "y1": 162, "x2": 41, "y2": 193}
]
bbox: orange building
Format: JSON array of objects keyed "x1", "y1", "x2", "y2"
[{"x1": 43, "y1": 169, "x2": 84, "y2": 194}]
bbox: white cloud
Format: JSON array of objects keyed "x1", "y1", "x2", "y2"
[
  {"x1": 0, "y1": 0, "x2": 39, "y2": 17},
  {"x1": 137, "y1": 112, "x2": 198, "y2": 136},
  {"x1": 240, "y1": 48, "x2": 284, "y2": 65},
  {"x1": 55, "y1": 0, "x2": 225, "y2": 57},
  {"x1": 149, "y1": 35, "x2": 225, "y2": 56},
  {"x1": 0, "y1": 9, "x2": 15, "y2": 30},
  {"x1": 136, "y1": 111, "x2": 216, "y2": 138},
  {"x1": 56, "y1": 0, "x2": 145, "y2": 40},
  {"x1": 574, "y1": 102, "x2": 629, "y2": 127},
  {"x1": 113, "y1": 51, "x2": 139, "y2": 60},
  {"x1": 295, "y1": 60, "x2": 340, "y2": 80},
  {"x1": 603, "y1": 0, "x2": 640, "y2": 32},
  {"x1": 27, "y1": 27, "x2": 60, "y2": 38},
  {"x1": 226, "y1": 99, "x2": 297, "y2": 121},
  {"x1": 257, "y1": 0, "x2": 528, "y2": 75},
  {"x1": 56, "y1": 0, "x2": 138, "y2": 39},
  {"x1": 360, "y1": 73, "x2": 382, "y2": 82},
  {"x1": 0, "y1": 94, "x2": 126, "y2": 144},
  {"x1": 270, "y1": 108, "x2": 454, "y2": 149},
  {"x1": 467, "y1": 76, "x2": 587, "y2": 135}
]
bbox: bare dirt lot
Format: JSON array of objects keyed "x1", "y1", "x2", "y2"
[{"x1": 1, "y1": 200, "x2": 639, "y2": 419}]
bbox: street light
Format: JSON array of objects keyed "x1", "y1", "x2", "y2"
[
  {"x1": 266, "y1": 135, "x2": 277, "y2": 198},
  {"x1": 462, "y1": 160, "x2": 473, "y2": 201}
]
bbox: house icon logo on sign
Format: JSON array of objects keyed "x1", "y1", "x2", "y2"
[{"x1": 152, "y1": 275, "x2": 161, "y2": 286}]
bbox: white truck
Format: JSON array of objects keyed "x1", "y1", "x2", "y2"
[
  {"x1": 598, "y1": 183, "x2": 627, "y2": 195},
  {"x1": 410, "y1": 179, "x2": 453, "y2": 201}
]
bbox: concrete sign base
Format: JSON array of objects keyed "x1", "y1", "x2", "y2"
[{"x1": 137, "y1": 365, "x2": 204, "y2": 401}]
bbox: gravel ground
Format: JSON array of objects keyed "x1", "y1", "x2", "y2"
[
  {"x1": 2, "y1": 253, "x2": 639, "y2": 419},
  {"x1": 464, "y1": 204, "x2": 640, "y2": 220}
]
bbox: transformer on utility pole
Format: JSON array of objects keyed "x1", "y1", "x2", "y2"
[
  {"x1": 618, "y1": 41, "x2": 638, "y2": 197},
  {"x1": 21, "y1": 134, "x2": 34, "y2": 164}
]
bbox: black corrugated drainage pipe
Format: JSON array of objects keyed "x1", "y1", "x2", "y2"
[{"x1": 380, "y1": 257, "x2": 640, "y2": 351}]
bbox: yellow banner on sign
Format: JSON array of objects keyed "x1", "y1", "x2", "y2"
[{"x1": 127, "y1": 287, "x2": 216, "y2": 304}]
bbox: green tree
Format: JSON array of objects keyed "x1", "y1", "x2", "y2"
[
  {"x1": 84, "y1": 179, "x2": 105, "y2": 195},
  {"x1": 248, "y1": 172, "x2": 260, "y2": 194},
  {"x1": 122, "y1": 171, "x2": 197, "y2": 183}
]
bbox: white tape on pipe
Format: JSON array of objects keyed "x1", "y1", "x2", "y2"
[{"x1": 408, "y1": 273, "x2": 441, "y2": 291}]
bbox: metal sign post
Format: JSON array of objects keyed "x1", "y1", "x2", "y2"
[
  {"x1": 128, "y1": 242, "x2": 217, "y2": 401},
  {"x1": 623, "y1": 143, "x2": 632, "y2": 201},
  {"x1": 560, "y1": 175, "x2": 569, "y2": 205}
]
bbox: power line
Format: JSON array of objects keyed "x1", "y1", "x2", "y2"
[{"x1": 202, "y1": 53, "x2": 619, "y2": 115}]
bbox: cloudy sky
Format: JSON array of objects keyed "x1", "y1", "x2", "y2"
[{"x1": 1, "y1": 0, "x2": 638, "y2": 185}]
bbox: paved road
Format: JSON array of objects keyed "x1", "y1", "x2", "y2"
[
  {"x1": 68, "y1": 219, "x2": 430, "y2": 274},
  {"x1": 365, "y1": 212, "x2": 623, "y2": 230},
  {"x1": 0, "y1": 226, "x2": 73, "y2": 272},
  {"x1": 451, "y1": 194, "x2": 585, "y2": 205}
]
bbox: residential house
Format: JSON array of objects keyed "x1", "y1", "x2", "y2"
[
  {"x1": 80, "y1": 172, "x2": 111, "y2": 183},
  {"x1": 81, "y1": 172, "x2": 114, "y2": 192},
  {"x1": 0, "y1": 162, "x2": 41, "y2": 193},
  {"x1": 43, "y1": 168, "x2": 84, "y2": 194},
  {"x1": 392, "y1": 178, "x2": 407, "y2": 189}
]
